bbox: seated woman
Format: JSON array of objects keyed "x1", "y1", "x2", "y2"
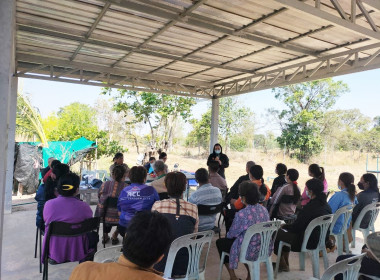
[
  {"x1": 352, "y1": 173, "x2": 379, "y2": 229},
  {"x1": 95, "y1": 165, "x2": 127, "y2": 245},
  {"x1": 117, "y1": 166, "x2": 159, "y2": 237},
  {"x1": 35, "y1": 163, "x2": 69, "y2": 232},
  {"x1": 271, "y1": 163, "x2": 287, "y2": 195},
  {"x1": 328, "y1": 172, "x2": 357, "y2": 237},
  {"x1": 274, "y1": 178, "x2": 332, "y2": 272},
  {"x1": 152, "y1": 171, "x2": 199, "y2": 277},
  {"x1": 301, "y1": 163, "x2": 328, "y2": 207},
  {"x1": 151, "y1": 160, "x2": 169, "y2": 200},
  {"x1": 270, "y1": 168, "x2": 300, "y2": 220},
  {"x1": 109, "y1": 152, "x2": 129, "y2": 177},
  {"x1": 43, "y1": 172, "x2": 97, "y2": 264},
  {"x1": 216, "y1": 181, "x2": 270, "y2": 280}
]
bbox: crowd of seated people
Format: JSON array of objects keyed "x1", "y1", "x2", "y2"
[{"x1": 33, "y1": 152, "x2": 380, "y2": 280}]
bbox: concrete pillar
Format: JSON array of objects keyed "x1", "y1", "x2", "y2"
[
  {"x1": 0, "y1": 0, "x2": 16, "y2": 274},
  {"x1": 209, "y1": 97, "x2": 219, "y2": 153},
  {"x1": 5, "y1": 78, "x2": 18, "y2": 214}
]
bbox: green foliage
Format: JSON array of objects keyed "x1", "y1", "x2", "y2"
[
  {"x1": 43, "y1": 102, "x2": 125, "y2": 158},
  {"x1": 254, "y1": 133, "x2": 279, "y2": 153},
  {"x1": 102, "y1": 89, "x2": 196, "y2": 150},
  {"x1": 16, "y1": 93, "x2": 48, "y2": 146},
  {"x1": 272, "y1": 78, "x2": 349, "y2": 162},
  {"x1": 186, "y1": 109, "x2": 211, "y2": 151}
]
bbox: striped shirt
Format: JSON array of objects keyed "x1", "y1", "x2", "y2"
[
  {"x1": 152, "y1": 198, "x2": 199, "y2": 232},
  {"x1": 188, "y1": 183, "x2": 222, "y2": 231}
]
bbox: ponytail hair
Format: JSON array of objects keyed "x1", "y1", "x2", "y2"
[
  {"x1": 113, "y1": 165, "x2": 127, "y2": 182},
  {"x1": 249, "y1": 165, "x2": 266, "y2": 199},
  {"x1": 287, "y1": 168, "x2": 301, "y2": 204},
  {"x1": 57, "y1": 172, "x2": 80, "y2": 197},
  {"x1": 306, "y1": 178, "x2": 326, "y2": 203},
  {"x1": 339, "y1": 172, "x2": 356, "y2": 202},
  {"x1": 309, "y1": 163, "x2": 325, "y2": 181}
]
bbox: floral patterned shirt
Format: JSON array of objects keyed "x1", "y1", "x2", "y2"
[{"x1": 226, "y1": 204, "x2": 270, "y2": 269}]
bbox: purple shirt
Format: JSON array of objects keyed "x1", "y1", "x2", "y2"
[
  {"x1": 43, "y1": 196, "x2": 93, "y2": 263},
  {"x1": 227, "y1": 204, "x2": 270, "y2": 269}
]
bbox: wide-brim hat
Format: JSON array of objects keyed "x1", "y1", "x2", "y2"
[{"x1": 367, "y1": 232, "x2": 380, "y2": 262}]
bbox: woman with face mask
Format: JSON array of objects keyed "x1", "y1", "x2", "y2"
[
  {"x1": 352, "y1": 173, "x2": 379, "y2": 228},
  {"x1": 207, "y1": 143, "x2": 229, "y2": 179},
  {"x1": 301, "y1": 163, "x2": 328, "y2": 207}
]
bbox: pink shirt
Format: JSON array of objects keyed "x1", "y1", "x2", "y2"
[{"x1": 301, "y1": 179, "x2": 328, "y2": 206}]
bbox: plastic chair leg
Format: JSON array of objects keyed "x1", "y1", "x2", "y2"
[
  {"x1": 343, "y1": 232, "x2": 350, "y2": 253},
  {"x1": 351, "y1": 230, "x2": 356, "y2": 248},
  {"x1": 362, "y1": 228, "x2": 370, "y2": 245},
  {"x1": 299, "y1": 252, "x2": 306, "y2": 271},
  {"x1": 321, "y1": 248, "x2": 329, "y2": 269},
  {"x1": 265, "y1": 257, "x2": 274, "y2": 280},
  {"x1": 251, "y1": 261, "x2": 259, "y2": 280},
  {"x1": 311, "y1": 250, "x2": 320, "y2": 279},
  {"x1": 218, "y1": 252, "x2": 227, "y2": 280},
  {"x1": 34, "y1": 227, "x2": 38, "y2": 258},
  {"x1": 275, "y1": 241, "x2": 290, "y2": 279},
  {"x1": 39, "y1": 231, "x2": 42, "y2": 273},
  {"x1": 337, "y1": 234, "x2": 343, "y2": 256}
]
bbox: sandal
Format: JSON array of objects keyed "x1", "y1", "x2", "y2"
[
  {"x1": 111, "y1": 237, "x2": 119, "y2": 245},
  {"x1": 102, "y1": 236, "x2": 110, "y2": 244}
]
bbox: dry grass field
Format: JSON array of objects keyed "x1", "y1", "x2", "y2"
[{"x1": 86, "y1": 146, "x2": 379, "y2": 194}]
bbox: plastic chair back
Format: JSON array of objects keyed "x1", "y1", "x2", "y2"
[
  {"x1": 353, "y1": 202, "x2": 380, "y2": 231},
  {"x1": 320, "y1": 253, "x2": 365, "y2": 280},
  {"x1": 94, "y1": 245, "x2": 123, "y2": 263},
  {"x1": 239, "y1": 221, "x2": 282, "y2": 263},
  {"x1": 163, "y1": 230, "x2": 214, "y2": 280},
  {"x1": 301, "y1": 214, "x2": 333, "y2": 252},
  {"x1": 330, "y1": 205, "x2": 353, "y2": 235},
  {"x1": 197, "y1": 203, "x2": 223, "y2": 215}
]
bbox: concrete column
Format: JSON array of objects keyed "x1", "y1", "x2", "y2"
[
  {"x1": 5, "y1": 77, "x2": 18, "y2": 214},
  {"x1": 0, "y1": 0, "x2": 16, "y2": 274},
  {"x1": 209, "y1": 97, "x2": 219, "y2": 153}
]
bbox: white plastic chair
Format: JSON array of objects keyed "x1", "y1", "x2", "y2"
[
  {"x1": 275, "y1": 214, "x2": 333, "y2": 279},
  {"x1": 330, "y1": 205, "x2": 353, "y2": 255},
  {"x1": 163, "y1": 230, "x2": 214, "y2": 280},
  {"x1": 359, "y1": 274, "x2": 380, "y2": 280},
  {"x1": 309, "y1": 253, "x2": 365, "y2": 280},
  {"x1": 218, "y1": 221, "x2": 282, "y2": 280},
  {"x1": 351, "y1": 202, "x2": 380, "y2": 248},
  {"x1": 94, "y1": 245, "x2": 123, "y2": 263}
]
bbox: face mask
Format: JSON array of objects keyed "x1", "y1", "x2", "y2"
[
  {"x1": 215, "y1": 150, "x2": 221, "y2": 154},
  {"x1": 358, "y1": 182, "x2": 365, "y2": 190},
  {"x1": 338, "y1": 185, "x2": 342, "y2": 190},
  {"x1": 306, "y1": 190, "x2": 311, "y2": 199}
]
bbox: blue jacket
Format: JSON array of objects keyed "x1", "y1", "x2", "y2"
[
  {"x1": 117, "y1": 183, "x2": 159, "y2": 227},
  {"x1": 328, "y1": 189, "x2": 357, "y2": 234}
]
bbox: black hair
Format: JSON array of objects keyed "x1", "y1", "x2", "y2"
[
  {"x1": 113, "y1": 152, "x2": 123, "y2": 161},
  {"x1": 149, "y1": 157, "x2": 156, "y2": 161},
  {"x1": 112, "y1": 165, "x2": 127, "y2": 182},
  {"x1": 195, "y1": 168, "x2": 209, "y2": 184},
  {"x1": 287, "y1": 168, "x2": 300, "y2": 204},
  {"x1": 44, "y1": 163, "x2": 70, "y2": 201},
  {"x1": 363, "y1": 173, "x2": 379, "y2": 193},
  {"x1": 213, "y1": 143, "x2": 222, "y2": 153},
  {"x1": 339, "y1": 172, "x2": 356, "y2": 202},
  {"x1": 309, "y1": 163, "x2": 325, "y2": 181},
  {"x1": 123, "y1": 211, "x2": 172, "y2": 268},
  {"x1": 57, "y1": 172, "x2": 80, "y2": 197},
  {"x1": 159, "y1": 152, "x2": 167, "y2": 160},
  {"x1": 306, "y1": 178, "x2": 326, "y2": 203},
  {"x1": 165, "y1": 172, "x2": 187, "y2": 197},
  {"x1": 276, "y1": 163, "x2": 287, "y2": 175},
  {"x1": 129, "y1": 166, "x2": 147, "y2": 184},
  {"x1": 50, "y1": 160, "x2": 61, "y2": 169},
  {"x1": 208, "y1": 160, "x2": 219, "y2": 173},
  {"x1": 239, "y1": 181, "x2": 260, "y2": 205},
  {"x1": 249, "y1": 165, "x2": 267, "y2": 198}
]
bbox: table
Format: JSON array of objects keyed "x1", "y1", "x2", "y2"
[{"x1": 79, "y1": 187, "x2": 99, "y2": 205}]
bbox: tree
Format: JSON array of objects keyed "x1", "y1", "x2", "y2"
[
  {"x1": 16, "y1": 93, "x2": 48, "y2": 146},
  {"x1": 102, "y1": 89, "x2": 196, "y2": 151},
  {"x1": 272, "y1": 78, "x2": 349, "y2": 162},
  {"x1": 186, "y1": 109, "x2": 211, "y2": 154},
  {"x1": 219, "y1": 97, "x2": 254, "y2": 152},
  {"x1": 43, "y1": 102, "x2": 125, "y2": 158}
]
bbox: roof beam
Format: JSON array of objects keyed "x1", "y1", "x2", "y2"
[
  {"x1": 149, "y1": 8, "x2": 288, "y2": 74},
  {"x1": 104, "y1": 0, "x2": 316, "y2": 56},
  {"x1": 70, "y1": 2, "x2": 111, "y2": 61},
  {"x1": 273, "y1": 0, "x2": 380, "y2": 41},
  {"x1": 112, "y1": 0, "x2": 207, "y2": 68},
  {"x1": 16, "y1": 53, "x2": 213, "y2": 88},
  {"x1": 17, "y1": 25, "x2": 252, "y2": 74}
]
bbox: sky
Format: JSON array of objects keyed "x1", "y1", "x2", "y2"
[{"x1": 22, "y1": 68, "x2": 380, "y2": 135}]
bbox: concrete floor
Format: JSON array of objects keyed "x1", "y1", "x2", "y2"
[{"x1": 2, "y1": 201, "x2": 371, "y2": 280}]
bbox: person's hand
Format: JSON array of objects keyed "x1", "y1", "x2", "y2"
[
  {"x1": 362, "y1": 247, "x2": 377, "y2": 260},
  {"x1": 215, "y1": 156, "x2": 221, "y2": 164}
]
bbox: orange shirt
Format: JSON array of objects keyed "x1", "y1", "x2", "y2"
[{"x1": 233, "y1": 179, "x2": 271, "y2": 210}]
